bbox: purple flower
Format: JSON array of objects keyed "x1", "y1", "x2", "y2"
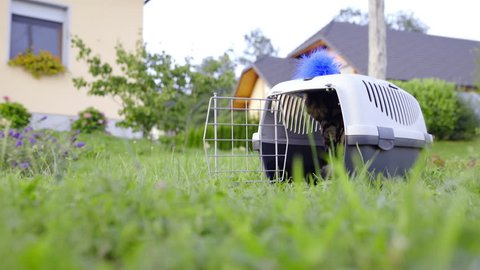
[
  {"x1": 75, "y1": 142, "x2": 86, "y2": 148},
  {"x1": 15, "y1": 140, "x2": 23, "y2": 147},
  {"x1": 29, "y1": 137, "x2": 37, "y2": 144},
  {"x1": 24, "y1": 126, "x2": 33, "y2": 133},
  {"x1": 28, "y1": 134, "x2": 40, "y2": 144},
  {"x1": 19, "y1": 162, "x2": 29, "y2": 169}
]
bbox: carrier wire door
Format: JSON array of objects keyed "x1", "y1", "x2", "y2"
[{"x1": 203, "y1": 95, "x2": 289, "y2": 182}]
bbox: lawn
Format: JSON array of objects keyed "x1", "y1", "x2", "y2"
[{"x1": 1, "y1": 133, "x2": 479, "y2": 270}]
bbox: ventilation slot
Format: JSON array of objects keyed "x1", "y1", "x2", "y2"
[
  {"x1": 382, "y1": 85, "x2": 398, "y2": 122},
  {"x1": 380, "y1": 85, "x2": 393, "y2": 118},
  {"x1": 391, "y1": 90, "x2": 405, "y2": 125},
  {"x1": 367, "y1": 82, "x2": 379, "y2": 108},
  {"x1": 363, "y1": 80, "x2": 420, "y2": 126},
  {"x1": 374, "y1": 84, "x2": 385, "y2": 114}
]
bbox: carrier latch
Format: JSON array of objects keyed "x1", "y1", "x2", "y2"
[{"x1": 377, "y1": 126, "x2": 395, "y2": 151}]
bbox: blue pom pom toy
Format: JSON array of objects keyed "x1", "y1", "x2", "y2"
[{"x1": 293, "y1": 50, "x2": 341, "y2": 79}]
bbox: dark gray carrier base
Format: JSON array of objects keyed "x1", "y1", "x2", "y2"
[
  {"x1": 261, "y1": 142, "x2": 326, "y2": 180},
  {"x1": 261, "y1": 139, "x2": 424, "y2": 179},
  {"x1": 344, "y1": 134, "x2": 425, "y2": 177},
  {"x1": 344, "y1": 145, "x2": 421, "y2": 177}
]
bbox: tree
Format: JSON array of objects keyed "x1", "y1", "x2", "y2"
[
  {"x1": 180, "y1": 53, "x2": 236, "y2": 143},
  {"x1": 186, "y1": 53, "x2": 236, "y2": 130},
  {"x1": 191, "y1": 53, "x2": 236, "y2": 99},
  {"x1": 333, "y1": 8, "x2": 368, "y2": 25},
  {"x1": 386, "y1": 10, "x2": 429, "y2": 33},
  {"x1": 368, "y1": 0, "x2": 387, "y2": 79},
  {"x1": 71, "y1": 37, "x2": 191, "y2": 138},
  {"x1": 237, "y1": 28, "x2": 278, "y2": 67},
  {"x1": 334, "y1": 7, "x2": 429, "y2": 33}
]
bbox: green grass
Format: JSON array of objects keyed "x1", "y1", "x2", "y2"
[{"x1": 1, "y1": 134, "x2": 480, "y2": 270}]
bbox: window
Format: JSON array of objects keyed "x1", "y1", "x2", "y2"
[
  {"x1": 9, "y1": 0, "x2": 68, "y2": 64},
  {"x1": 10, "y1": 14, "x2": 62, "y2": 59}
]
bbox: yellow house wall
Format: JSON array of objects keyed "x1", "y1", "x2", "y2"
[
  {"x1": 335, "y1": 54, "x2": 356, "y2": 74},
  {"x1": 0, "y1": 0, "x2": 143, "y2": 119},
  {"x1": 248, "y1": 77, "x2": 270, "y2": 118}
]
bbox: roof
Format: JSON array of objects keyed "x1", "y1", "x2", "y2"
[
  {"x1": 233, "y1": 56, "x2": 298, "y2": 96},
  {"x1": 289, "y1": 21, "x2": 480, "y2": 87},
  {"x1": 232, "y1": 57, "x2": 298, "y2": 108},
  {"x1": 234, "y1": 20, "x2": 480, "y2": 101},
  {"x1": 253, "y1": 56, "x2": 299, "y2": 87}
]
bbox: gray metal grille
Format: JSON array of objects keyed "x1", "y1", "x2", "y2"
[
  {"x1": 274, "y1": 94, "x2": 321, "y2": 134},
  {"x1": 203, "y1": 95, "x2": 289, "y2": 182}
]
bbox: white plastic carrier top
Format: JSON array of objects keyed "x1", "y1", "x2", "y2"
[{"x1": 267, "y1": 74, "x2": 433, "y2": 143}]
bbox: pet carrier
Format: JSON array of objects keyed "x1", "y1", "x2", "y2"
[{"x1": 203, "y1": 74, "x2": 433, "y2": 182}]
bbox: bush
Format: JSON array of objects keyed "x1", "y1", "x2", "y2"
[
  {"x1": 180, "y1": 116, "x2": 259, "y2": 150},
  {"x1": 0, "y1": 127, "x2": 86, "y2": 177},
  {"x1": 72, "y1": 107, "x2": 107, "y2": 134},
  {"x1": 0, "y1": 96, "x2": 31, "y2": 129},
  {"x1": 71, "y1": 37, "x2": 191, "y2": 138},
  {"x1": 393, "y1": 78, "x2": 478, "y2": 140},
  {"x1": 451, "y1": 98, "x2": 480, "y2": 140}
]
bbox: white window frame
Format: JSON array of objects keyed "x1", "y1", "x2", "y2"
[{"x1": 8, "y1": 0, "x2": 70, "y2": 67}]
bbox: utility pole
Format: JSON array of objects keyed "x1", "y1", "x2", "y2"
[{"x1": 368, "y1": 0, "x2": 387, "y2": 79}]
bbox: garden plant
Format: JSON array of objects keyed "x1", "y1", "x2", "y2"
[
  {"x1": 8, "y1": 49, "x2": 65, "y2": 79},
  {"x1": 1, "y1": 132, "x2": 479, "y2": 269},
  {"x1": 0, "y1": 96, "x2": 31, "y2": 129},
  {"x1": 72, "y1": 107, "x2": 108, "y2": 134}
]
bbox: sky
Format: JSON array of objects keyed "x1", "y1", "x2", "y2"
[{"x1": 143, "y1": 0, "x2": 479, "y2": 64}]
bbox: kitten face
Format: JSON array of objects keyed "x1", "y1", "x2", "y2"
[
  {"x1": 303, "y1": 91, "x2": 344, "y2": 149},
  {"x1": 304, "y1": 92, "x2": 328, "y2": 122},
  {"x1": 304, "y1": 92, "x2": 339, "y2": 122}
]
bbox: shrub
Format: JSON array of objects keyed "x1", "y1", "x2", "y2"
[
  {"x1": 72, "y1": 107, "x2": 107, "y2": 134},
  {"x1": 0, "y1": 126, "x2": 86, "y2": 177},
  {"x1": 71, "y1": 37, "x2": 191, "y2": 138},
  {"x1": 180, "y1": 116, "x2": 259, "y2": 150},
  {"x1": 0, "y1": 96, "x2": 31, "y2": 129},
  {"x1": 393, "y1": 79, "x2": 462, "y2": 140},
  {"x1": 8, "y1": 49, "x2": 65, "y2": 78},
  {"x1": 451, "y1": 98, "x2": 480, "y2": 140}
]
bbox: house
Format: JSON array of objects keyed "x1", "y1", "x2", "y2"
[
  {"x1": 234, "y1": 20, "x2": 480, "y2": 108},
  {"x1": 0, "y1": 0, "x2": 144, "y2": 137}
]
